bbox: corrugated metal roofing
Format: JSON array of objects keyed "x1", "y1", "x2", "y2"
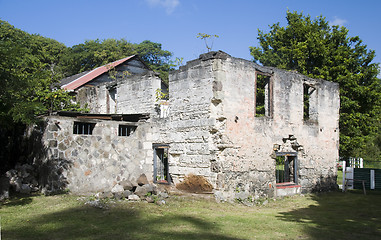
[{"x1": 61, "y1": 55, "x2": 135, "y2": 90}]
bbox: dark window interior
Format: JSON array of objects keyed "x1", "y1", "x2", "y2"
[
  {"x1": 153, "y1": 145, "x2": 170, "y2": 184},
  {"x1": 73, "y1": 122, "x2": 95, "y2": 135},
  {"x1": 118, "y1": 125, "x2": 137, "y2": 136}
]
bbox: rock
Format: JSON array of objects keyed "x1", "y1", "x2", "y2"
[
  {"x1": 146, "y1": 196, "x2": 155, "y2": 203},
  {"x1": 113, "y1": 192, "x2": 123, "y2": 200},
  {"x1": 101, "y1": 191, "x2": 113, "y2": 199},
  {"x1": 156, "y1": 199, "x2": 166, "y2": 206},
  {"x1": 158, "y1": 192, "x2": 169, "y2": 199},
  {"x1": 151, "y1": 184, "x2": 158, "y2": 195},
  {"x1": 41, "y1": 187, "x2": 48, "y2": 196},
  {"x1": 137, "y1": 174, "x2": 148, "y2": 186},
  {"x1": 134, "y1": 185, "x2": 149, "y2": 198},
  {"x1": 19, "y1": 184, "x2": 31, "y2": 194},
  {"x1": 128, "y1": 194, "x2": 140, "y2": 201},
  {"x1": 235, "y1": 191, "x2": 249, "y2": 202},
  {"x1": 11, "y1": 178, "x2": 22, "y2": 192},
  {"x1": 214, "y1": 191, "x2": 226, "y2": 203},
  {"x1": 5, "y1": 170, "x2": 16, "y2": 178},
  {"x1": 120, "y1": 180, "x2": 134, "y2": 191},
  {"x1": 143, "y1": 184, "x2": 154, "y2": 193},
  {"x1": 0, "y1": 176, "x2": 10, "y2": 200},
  {"x1": 85, "y1": 199, "x2": 108, "y2": 209},
  {"x1": 122, "y1": 190, "x2": 132, "y2": 198},
  {"x1": 111, "y1": 184, "x2": 124, "y2": 194}
]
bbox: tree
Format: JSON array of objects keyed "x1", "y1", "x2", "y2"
[
  {"x1": 0, "y1": 20, "x2": 83, "y2": 125},
  {"x1": 250, "y1": 11, "x2": 381, "y2": 161},
  {"x1": 135, "y1": 40, "x2": 172, "y2": 83},
  {"x1": 0, "y1": 20, "x2": 83, "y2": 172},
  {"x1": 60, "y1": 39, "x2": 173, "y2": 83}
]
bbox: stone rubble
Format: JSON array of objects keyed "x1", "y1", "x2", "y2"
[{"x1": 1, "y1": 164, "x2": 39, "y2": 199}]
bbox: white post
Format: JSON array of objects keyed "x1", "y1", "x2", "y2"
[
  {"x1": 370, "y1": 170, "x2": 375, "y2": 190},
  {"x1": 342, "y1": 161, "x2": 346, "y2": 192},
  {"x1": 360, "y1": 158, "x2": 363, "y2": 168}
]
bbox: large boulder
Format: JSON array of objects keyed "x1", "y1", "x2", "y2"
[
  {"x1": 128, "y1": 194, "x2": 140, "y2": 201},
  {"x1": 134, "y1": 184, "x2": 156, "y2": 197},
  {"x1": 111, "y1": 184, "x2": 124, "y2": 194},
  {"x1": 134, "y1": 185, "x2": 149, "y2": 198},
  {"x1": 122, "y1": 190, "x2": 132, "y2": 198},
  {"x1": 137, "y1": 174, "x2": 149, "y2": 186},
  {"x1": 119, "y1": 180, "x2": 135, "y2": 191},
  {"x1": 19, "y1": 184, "x2": 31, "y2": 194}
]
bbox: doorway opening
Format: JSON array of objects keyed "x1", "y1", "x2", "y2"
[
  {"x1": 153, "y1": 144, "x2": 170, "y2": 184},
  {"x1": 275, "y1": 152, "x2": 298, "y2": 185}
]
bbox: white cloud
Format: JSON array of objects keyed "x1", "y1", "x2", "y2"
[
  {"x1": 145, "y1": 0, "x2": 180, "y2": 14},
  {"x1": 330, "y1": 16, "x2": 348, "y2": 27}
]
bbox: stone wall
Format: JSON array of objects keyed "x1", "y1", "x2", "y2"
[
  {"x1": 167, "y1": 52, "x2": 340, "y2": 199},
  {"x1": 39, "y1": 116, "x2": 155, "y2": 194},
  {"x1": 77, "y1": 72, "x2": 162, "y2": 115},
  {"x1": 166, "y1": 56, "x2": 216, "y2": 185}
]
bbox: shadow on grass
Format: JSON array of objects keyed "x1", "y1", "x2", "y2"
[
  {"x1": 277, "y1": 190, "x2": 381, "y2": 240},
  {"x1": 3, "y1": 201, "x2": 243, "y2": 240},
  {"x1": 1, "y1": 193, "x2": 33, "y2": 207}
]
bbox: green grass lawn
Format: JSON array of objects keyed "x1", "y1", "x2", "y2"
[
  {"x1": 337, "y1": 169, "x2": 343, "y2": 185},
  {"x1": 1, "y1": 190, "x2": 381, "y2": 240}
]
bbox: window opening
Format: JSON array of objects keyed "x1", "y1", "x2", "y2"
[
  {"x1": 255, "y1": 72, "x2": 272, "y2": 117},
  {"x1": 153, "y1": 144, "x2": 170, "y2": 184},
  {"x1": 107, "y1": 87, "x2": 117, "y2": 114},
  {"x1": 303, "y1": 83, "x2": 317, "y2": 121},
  {"x1": 118, "y1": 125, "x2": 137, "y2": 136},
  {"x1": 73, "y1": 122, "x2": 95, "y2": 135},
  {"x1": 275, "y1": 153, "x2": 298, "y2": 184}
]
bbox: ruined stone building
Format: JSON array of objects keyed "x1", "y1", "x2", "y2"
[{"x1": 36, "y1": 51, "x2": 340, "y2": 200}]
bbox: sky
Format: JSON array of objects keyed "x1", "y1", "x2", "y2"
[{"x1": 1, "y1": 0, "x2": 381, "y2": 67}]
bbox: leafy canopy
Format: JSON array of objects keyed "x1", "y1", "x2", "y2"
[
  {"x1": 61, "y1": 39, "x2": 172, "y2": 83},
  {"x1": 250, "y1": 11, "x2": 381, "y2": 160},
  {"x1": 0, "y1": 19, "x2": 84, "y2": 126}
]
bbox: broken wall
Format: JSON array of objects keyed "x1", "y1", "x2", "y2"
[
  {"x1": 76, "y1": 72, "x2": 162, "y2": 115},
  {"x1": 167, "y1": 52, "x2": 339, "y2": 199},
  {"x1": 165, "y1": 57, "x2": 216, "y2": 185},
  {"x1": 37, "y1": 116, "x2": 155, "y2": 194}
]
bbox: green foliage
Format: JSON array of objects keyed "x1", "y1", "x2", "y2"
[
  {"x1": 250, "y1": 11, "x2": 381, "y2": 159},
  {"x1": 255, "y1": 75, "x2": 268, "y2": 117},
  {"x1": 155, "y1": 88, "x2": 169, "y2": 102},
  {"x1": 61, "y1": 39, "x2": 173, "y2": 83},
  {"x1": 0, "y1": 19, "x2": 80, "y2": 126},
  {"x1": 0, "y1": 20, "x2": 173, "y2": 172},
  {"x1": 135, "y1": 40, "x2": 172, "y2": 83},
  {"x1": 197, "y1": 33, "x2": 219, "y2": 52}
]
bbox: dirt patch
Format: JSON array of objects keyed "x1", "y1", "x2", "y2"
[{"x1": 176, "y1": 174, "x2": 213, "y2": 193}]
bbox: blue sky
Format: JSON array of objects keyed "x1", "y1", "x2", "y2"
[{"x1": 1, "y1": 0, "x2": 381, "y2": 67}]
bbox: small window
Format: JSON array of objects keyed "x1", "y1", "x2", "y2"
[
  {"x1": 118, "y1": 125, "x2": 137, "y2": 136},
  {"x1": 255, "y1": 72, "x2": 272, "y2": 117},
  {"x1": 303, "y1": 83, "x2": 317, "y2": 121},
  {"x1": 73, "y1": 122, "x2": 95, "y2": 135},
  {"x1": 107, "y1": 87, "x2": 117, "y2": 114}
]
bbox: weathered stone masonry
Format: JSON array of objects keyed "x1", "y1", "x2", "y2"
[
  {"x1": 28, "y1": 51, "x2": 339, "y2": 200},
  {"x1": 166, "y1": 51, "x2": 339, "y2": 199},
  {"x1": 41, "y1": 115, "x2": 154, "y2": 194}
]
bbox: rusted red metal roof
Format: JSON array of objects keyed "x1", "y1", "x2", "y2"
[{"x1": 61, "y1": 55, "x2": 135, "y2": 90}]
